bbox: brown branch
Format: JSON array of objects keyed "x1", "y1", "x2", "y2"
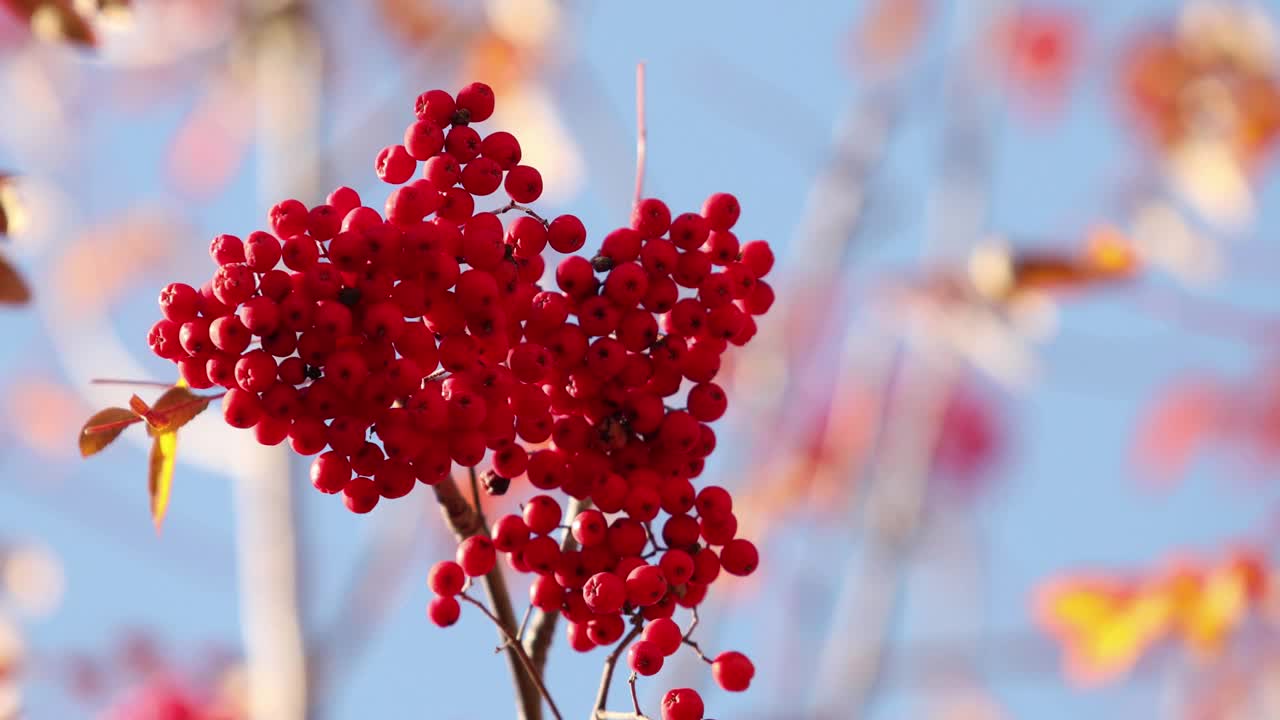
[
  {"x1": 434, "y1": 475, "x2": 544, "y2": 720},
  {"x1": 525, "y1": 497, "x2": 592, "y2": 674},
  {"x1": 591, "y1": 622, "x2": 644, "y2": 720},
  {"x1": 460, "y1": 593, "x2": 564, "y2": 720}
]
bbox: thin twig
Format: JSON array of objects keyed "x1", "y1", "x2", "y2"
[
  {"x1": 628, "y1": 673, "x2": 645, "y2": 716},
  {"x1": 682, "y1": 638, "x2": 713, "y2": 665},
  {"x1": 633, "y1": 62, "x2": 647, "y2": 208},
  {"x1": 592, "y1": 622, "x2": 644, "y2": 719},
  {"x1": 89, "y1": 378, "x2": 177, "y2": 388},
  {"x1": 460, "y1": 593, "x2": 565, "y2": 720},
  {"x1": 434, "y1": 476, "x2": 543, "y2": 720},
  {"x1": 493, "y1": 200, "x2": 550, "y2": 227}
]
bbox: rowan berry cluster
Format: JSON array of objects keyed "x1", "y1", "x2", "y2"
[{"x1": 146, "y1": 80, "x2": 771, "y2": 720}]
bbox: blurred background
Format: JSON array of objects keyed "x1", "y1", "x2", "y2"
[{"x1": 2, "y1": 0, "x2": 1280, "y2": 718}]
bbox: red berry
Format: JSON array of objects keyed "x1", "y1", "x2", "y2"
[
  {"x1": 327, "y1": 187, "x2": 361, "y2": 217},
  {"x1": 375, "y1": 144, "x2": 416, "y2": 184},
  {"x1": 631, "y1": 198, "x2": 671, "y2": 238},
  {"x1": 504, "y1": 165, "x2": 542, "y2": 203},
  {"x1": 445, "y1": 125, "x2": 482, "y2": 162},
  {"x1": 659, "y1": 549, "x2": 694, "y2": 586},
  {"x1": 582, "y1": 571, "x2": 625, "y2": 614},
  {"x1": 523, "y1": 495, "x2": 562, "y2": 536},
  {"x1": 547, "y1": 214, "x2": 586, "y2": 253},
  {"x1": 530, "y1": 574, "x2": 563, "y2": 612},
  {"x1": 269, "y1": 199, "x2": 309, "y2": 238},
  {"x1": 626, "y1": 564, "x2": 667, "y2": 607},
  {"x1": 455, "y1": 82, "x2": 495, "y2": 122},
  {"x1": 343, "y1": 476, "x2": 380, "y2": 514},
  {"x1": 642, "y1": 617, "x2": 683, "y2": 656},
  {"x1": 628, "y1": 639, "x2": 665, "y2": 676},
  {"x1": 480, "y1": 131, "x2": 521, "y2": 168},
  {"x1": 719, "y1": 538, "x2": 758, "y2": 576},
  {"x1": 415, "y1": 89, "x2": 455, "y2": 126},
  {"x1": 739, "y1": 239, "x2": 774, "y2": 277},
  {"x1": 211, "y1": 263, "x2": 256, "y2": 306},
  {"x1": 661, "y1": 688, "x2": 704, "y2": 720},
  {"x1": 222, "y1": 388, "x2": 263, "y2": 429},
  {"x1": 159, "y1": 283, "x2": 200, "y2": 323},
  {"x1": 310, "y1": 452, "x2": 351, "y2": 494},
  {"x1": 428, "y1": 560, "x2": 466, "y2": 596},
  {"x1": 570, "y1": 509, "x2": 607, "y2": 547},
  {"x1": 456, "y1": 536, "x2": 497, "y2": 577},
  {"x1": 461, "y1": 157, "x2": 503, "y2": 196},
  {"x1": 701, "y1": 192, "x2": 740, "y2": 230},
  {"x1": 711, "y1": 651, "x2": 754, "y2": 692},
  {"x1": 404, "y1": 119, "x2": 445, "y2": 160},
  {"x1": 428, "y1": 595, "x2": 461, "y2": 627},
  {"x1": 492, "y1": 514, "x2": 530, "y2": 552}
]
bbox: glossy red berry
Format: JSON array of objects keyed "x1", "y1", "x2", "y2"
[
  {"x1": 628, "y1": 640, "x2": 665, "y2": 676},
  {"x1": 661, "y1": 688, "x2": 704, "y2": 720},
  {"x1": 712, "y1": 651, "x2": 754, "y2": 692},
  {"x1": 428, "y1": 595, "x2": 461, "y2": 627},
  {"x1": 456, "y1": 536, "x2": 497, "y2": 577},
  {"x1": 642, "y1": 617, "x2": 683, "y2": 656},
  {"x1": 428, "y1": 560, "x2": 466, "y2": 596},
  {"x1": 455, "y1": 82, "x2": 495, "y2": 122}
]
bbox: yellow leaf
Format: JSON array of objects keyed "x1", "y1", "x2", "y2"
[
  {"x1": 78, "y1": 407, "x2": 142, "y2": 457},
  {"x1": 148, "y1": 431, "x2": 176, "y2": 532},
  {"x1": 144, "y1": 386, "x2": 210, "y2": 436}
]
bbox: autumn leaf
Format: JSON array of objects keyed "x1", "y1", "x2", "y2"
[
  {"x1": 143, "y1": 386, "x2": 211, "y2": 436},
  {"x1": 0, "y1": 254, "x2": 30, "y2": 305},
  {"x1": 148, "y1": 429, "x2": 176, "y2": 532},
  {"x1": 2, "y1": 0, "x2": 97, "y2": 47},
  {"x1": 78, "y1": 407, "x2": 142, "y2": 457}
]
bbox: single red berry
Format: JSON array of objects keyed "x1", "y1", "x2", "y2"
[
  {"x1": 739, "y1": 239, "x2": 774, "y2": 277},
  {"x1": 586, "y1": 612, "x2": 625, "y2": 646},
  {"x1": 423, "y1": 154, "x2": 462, "y2": 189},
  {"x1": 571, "y1": 509, "x2": 607, "y2": 547},
  {"x1": 719, "y1": 538, "x2": 758, "y2": 576},
  {"x1": 492, "y1": 514, "x2": 530, "y2": 552},
  {"x1": 310, "y1": 452, "x2": 351, "y2": 494},
  {"x1": 428, "y1": 560, "x2": 466, "y2": 596},
  {"x1": 308, "y1": 204, "x2": 341, "y2": 242},
  {"x1": 529, "y1": 574, "x2": 564, "y2": 612},
  {"x1": 445, "y1": 125, "x2": 482, "y2": 162},
  {"x1": 147, "y1": 319, "x2": 183, "y2": 359},
  {"x1": 712, "y1": 651, "x2": 755, "y2": 692},
  {"x1": 222, "y1": 388, "x2": 263, "y2": 429},
  {"x1": 404, "y1": 119, "x2": 445, "y2": 160},
  {"x1": 658, "y1": 549, "x2": 694, "y2": 586},
  {"x1": 669, "y1": 213, "x2": 709, "y2": 251},
  {"x1": 628, "y1": 639, "x2": 665, "y2": 676},
  {"x1": 288, "y1": 417, "x2": 328, "y2": 456},
  {"x1": 455, "y1": 82, "x2": 495, "y2": 122},
  {"x1": 567, "y1": 621, "x2": 597, "y2": 652},
  {"x1": 269, "y1": 199, "x2": 309, "y2": 238},
  {"x1": 504, "y1": 165, "x2": 542, "y2": 203},
  {"x1": 281, "y1": 234, "x2": 321, "y2": 271},
  {"x1": 701, "y1": 192, "x2": 740, "y2": 231},
  {"x1": 456, "y1": 536, "x2": 497, "y2": 577},
  {"x1": 428, "y1": 595, "x2": 461, "y2": 627},
  {"x1": 642, "y1": 617, "x2": 683, "y2": 656},
  {"x1": 243, "y1": 231, "x2": 282, "y2": 272},
  {"x1": 375, "y1": 144, "x2": 416, "y2": 184},
  {"x1": 159, "y1": 283, "x2": 200, "y2": 323},
  {"x1": 327, "y1": 186, "x2": 361, "y2": 217},
  {"x1": 547, "y1": 214, "x2": 586, "y2": 253},
  {"x1": 343, "y1": 476, "x2": 380, "y2": 514},
  {"x1": 661, "y1": 688, "x2": 704, "y2": 720},
  {"x1": 582, "y1": 571, "x2": 625, "y2": 614},
  {"x1": 626, "y1": 564, "x2": 668, "y2": 607},
  {"x1": 461, "y1": 156, "x2": 503, "y2": 196},
  {"x1": 211, "y1": 263, "x2": 256, "y2": 306},
  {"x1": 375, "y1": 460, "x2": 416, "y2": 499},
  {"x1": 631, "y1": 198, "x2": 672, "y2": 238},
  {"x1": 415, "y1": 89, "x2": 455, "y2": 126},
  {"x1": 522, "y1": 536, "x2": 561, "y2": 575},
  {"x1": 480, "y1": 131, "x2": 521, "y2": 169}
]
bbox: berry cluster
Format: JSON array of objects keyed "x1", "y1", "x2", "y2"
[{"x1": 146, "y1": 81, "x2": 771, "y2": 719}]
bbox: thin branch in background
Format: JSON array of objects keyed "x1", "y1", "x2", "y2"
[
  {"x1": 633, "y1": 61, "x2": 647, "y2": 208},
  {"x1": 459, "y1": 593, "x2": 564, "y2": 720},
  {"x1": 433, "y1": 476, "x2": 543, "y2": 720},
  {"x1": 592, "y1": 622, "x2": 644, "y2": 719}
]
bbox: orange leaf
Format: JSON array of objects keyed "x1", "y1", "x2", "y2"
[
  {"x1": 148, "y1": 429, "x2": 176, "y2": 532},
  {"x1": 2, "y1": 0, "x2": 97, "y2": 47},
  {"x1": 128, "y1": 394, "x2": 151, "y2": 417},
  {"x1": 78, "y1": 407, "x2": 142, "y2": 457},
  {"x1": 143, "y1": 386, "x2": 210, "y2": 436},
  {"x1": 0, "y1": 253, "x2": 30, "y2": 305}
]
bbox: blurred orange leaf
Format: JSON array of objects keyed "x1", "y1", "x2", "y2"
[
  {"x1": 78, "y1": 407, "x2": 141, "y2": 457},
  {"x1": 2, "y1": 0, "x2": 97, "y2": 47},
  {"x1": 0, "y1": 253, "x2": 30, "y2": 305}
]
